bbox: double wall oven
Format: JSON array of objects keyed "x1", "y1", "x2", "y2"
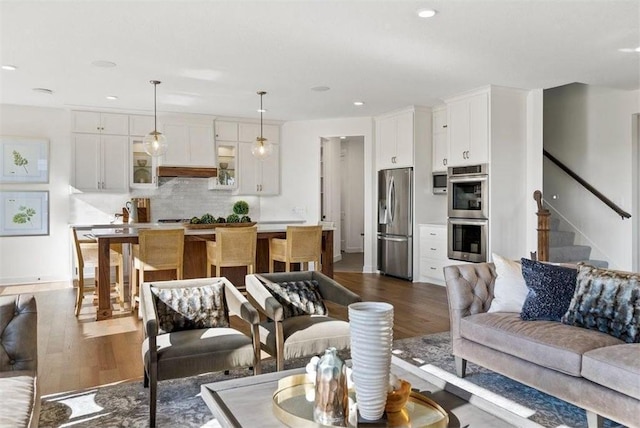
[{"x1": 447, "y1": 164, "x2": 488, "y2": 263}]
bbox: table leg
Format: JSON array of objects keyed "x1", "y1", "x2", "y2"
[
  {"x1": 322, "y1": 230, "x2": 334, "y2": 278},
  {"x1": 97, "y1": 237, "x2": 112, "y2": 320}
]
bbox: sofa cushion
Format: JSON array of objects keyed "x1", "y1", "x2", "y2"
[
  {"x1": 488, "y1": 254, "x2": 528, "y2": 313},
  {"x1": 581, "y1": 344, "x2": 640, "y2": 399},
  {"x1": 151, "y1": 282, "x2": 229, "y2": 333},
  {"x1": 520, "y1": 258, "x2": 578, "y2": 321},
  {"x1": 0, "y1": 372, "x2": 37, "y2": 428},
  {"x1": 460, "y1": 312, "x2": 624, "y2": 376},
  {"x1": 263, "y1": 280, "x2": 327, "y2": 319},
  {"x1": 562, "y1": 264, "x2": 640, "y2": 343}
]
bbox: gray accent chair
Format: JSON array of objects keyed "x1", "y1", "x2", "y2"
[
  {"x1": 0, "y1": 294, "x2": 39, "y2": 428},
  {"x1": 246, "y1": 271, "x2": 361, "y2": 371},
  {"x1": 140, "y1": 278, "x2": 261, "y2": 427}
]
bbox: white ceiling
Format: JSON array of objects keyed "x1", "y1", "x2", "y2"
[{"x1": 1, "y1": 0, "x2": 638, "y2": 121}]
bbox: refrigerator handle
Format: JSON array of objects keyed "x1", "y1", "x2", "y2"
[{"x1": 388, "y1": 175, "x2": 395, "y2": 224}]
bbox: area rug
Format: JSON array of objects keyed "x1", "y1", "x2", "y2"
[{"x1": 39, "y1": 333, "x2": 625, "y2": 428}]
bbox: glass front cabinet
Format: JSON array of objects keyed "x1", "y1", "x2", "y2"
[
  {"x1": 130, "y1": 136, "x2": 158, "y2": 188},
  {"x1": 209, "y1": 142, "x2": 237, "y2": 189}
]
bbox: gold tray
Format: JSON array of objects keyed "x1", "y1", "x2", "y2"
[
  {"x1": 183, "y1": 222, "x2": 256, "y2": 229},
  {"x1": 272, "y1": 374, "x2": 449, "y2": 428}
]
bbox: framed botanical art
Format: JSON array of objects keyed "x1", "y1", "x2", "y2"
[
  {"x1": 0, "y1": 136, "x2": 49, "y2": 183},
  {"x1": 0, "y1": 191, "x2": 49, "y2": 236}
]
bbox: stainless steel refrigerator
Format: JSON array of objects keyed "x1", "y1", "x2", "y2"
[{"x1": 377, "y1": 167, "x2": 413, "y2": 280}]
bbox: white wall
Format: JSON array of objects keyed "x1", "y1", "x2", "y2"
[
  {"x1": 261, "y1": 117, "x2": 375, "y2": 271},
  {"x1": 342, "y1": 137, "x2": 365, "y2": 252},
  {"x1": 543, "y1": 83, "x2": 639, "y2": 270},
  {"x1": 0, "y1": 105, "x2": 71, "y2": 284}
]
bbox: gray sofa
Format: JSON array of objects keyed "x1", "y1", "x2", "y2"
[
  {"x1": 0, "y1": 294, "x2": 39, "y2": 428},
  {"x1": 444, "y1": 262, "x2": 640, "y2": 428}
]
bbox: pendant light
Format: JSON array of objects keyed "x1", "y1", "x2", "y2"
[
  {"x1": 251, "y1": 91, "x2": 273, "y2": 160},
  {"x1": 143, "y1": 80, "x2": 168, "y2": 157}
]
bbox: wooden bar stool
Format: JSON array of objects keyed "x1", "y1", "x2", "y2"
[
  {"x1": 71, "y1": 228, "x2": 125, "y2": 316},
  {"x1": 206, "y1": 225, "x2": 258, "y2": 277},
  {"x1": 131, "y1": 228, "x2": 184, "y2": 311},
  {"x1": 269, "y1": 225, "x2": 322, "y2": 273}
]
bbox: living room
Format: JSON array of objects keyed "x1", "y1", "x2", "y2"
[{"x1": 0, "y1": 1, "x2": 639, "y2": 427}]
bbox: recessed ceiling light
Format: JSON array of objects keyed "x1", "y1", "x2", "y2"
[
  {"x1": 311, "y1": 86, "x2": 331, "y2": 92},
  {"x1": 32, "y1": 88, "x2": 53, "y2": 94},
  {"x1": 353, "y1": 101, "x2": 364, "y2": 106},
  {"x1": 340, "y1": 136, "x2": 346, "y2": 140},
  {"x1": 1, "y1": 64, "x2": 17, "y2": 71},
  {"x1": 92, "y1": 60, "x2": 117, "y2": 68},
  {"x1": 417, "y1": 8, "x2": 437, "y2": 18},
  {"x1": 618, "y1": 47, "x2": 640, "y2": 53},
  {"x1": 106, "y1": 95, "x2": 119, "y2": 100}
]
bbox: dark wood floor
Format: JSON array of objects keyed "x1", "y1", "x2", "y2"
[{"x1": 0, "y1": 272, "x2": 450, "y2": 396}]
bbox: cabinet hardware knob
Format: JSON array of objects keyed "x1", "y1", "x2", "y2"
[
  {"x1": 443, "y1": 125, "x2": 447, "y2": 128},
  {"x1": 429, "y1": 233, "x2": 436, "y2": 235},
  {"x1": 430, "y1": 248, "x2": 437, "y2": 251},
  {"x1": 430, "y1": 267, "x2": 436, "y2": 270}
]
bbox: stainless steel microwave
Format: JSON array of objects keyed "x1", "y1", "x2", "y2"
[{"x1": 432, "y1": 172, "x2": 447, "y2": 194}]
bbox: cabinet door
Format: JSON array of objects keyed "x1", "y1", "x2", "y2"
[
  {"x1": 73, "y1": 134, "x2": 101, "y2": 191},
  {"x1": 238, "y1": 123, "x2": 260, "y2": 143},
  {"x1": 236, "y1": 142, "x2": 260, "y2": 194},
  {"x1": 263, "y1": 124, "x2": 280, "y2": 144},
  {"x1": 394, "y1": 111, "x2": 414, "y2": 168},
  {"x1": 215, "y1": 121, "x2": 238, "y2": 141},
  {"x1": 101, "y1": 135, "x2": 129, "y2": 191},
  {"x1": 130, "y1": 137, "x2": 157, "y2": 188},
  {"x1": 376, "y1": 116, "x2": 397, "y2": 169},
  {"x1": 160, "y1": 123, "x2": 190, "y2": 165},
  {"x1": 129, "y1": 115, "x2": 155, "y2": 137},
  {"x1": 72, "y1": 111, "x2": 102, "y2": 134},
  {"x1": 432, "y1": 109, "x2": 449, "y2": 172},
  {"x1": 100, "y1": 113, "x2": 129, "y2": 135},
  {"x1": 188, "y1": 123, "x2": 215, "y2": 166},
  {"x1": 259, "y1": 144, "x2": 280, "y2": 195},
  {"x1": 447, "y1": 99, "x2": 469, "y2": 166},
  {"x1": 468, "y1": 93, "x2": 489, "y2": 164}
]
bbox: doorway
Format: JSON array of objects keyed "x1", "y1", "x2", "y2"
[{"x1": 320, "y1": 136, "x2": 365, "y2": 272}]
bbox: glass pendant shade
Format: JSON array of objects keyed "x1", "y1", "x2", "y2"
[
  {"x1": 251, "y1": 137, "x2": 273, "y2": 160},
  {"x1": 143, "y1": 131, "x2": 168, "y2": 157}
]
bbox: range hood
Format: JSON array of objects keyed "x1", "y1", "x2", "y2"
[{"x1": 157, "y1": 166, "x2": 217, "y2": 178}]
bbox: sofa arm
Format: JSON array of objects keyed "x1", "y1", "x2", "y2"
[
  {"x1": 310, "y1": 271, "x2": 362, "y2": 306},
  {"x1": 0, "y1": 295, "x2": 37, "y2": 373},
  {"x1": 246, "y1": 274, "x2": 284, "y2": 322},
  {"x1": 443, "y1": 263, "x2": 496, "y2": 340}
]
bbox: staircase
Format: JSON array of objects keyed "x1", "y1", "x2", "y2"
[{"x1": 548, "y1": 217, "x2": 608, "y2": 268}]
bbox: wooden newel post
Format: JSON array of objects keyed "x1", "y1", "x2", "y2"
[{"x1": 533, "y1": 190, "x2": 550, "y2": 262}]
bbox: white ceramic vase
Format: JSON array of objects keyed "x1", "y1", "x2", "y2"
[{"x1": 348, "y1": 301, "x2": 394, "y2": 421}]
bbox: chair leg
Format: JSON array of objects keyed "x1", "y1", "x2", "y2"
[
  {"x1": 455, "y1": 356, "x2": 467, "y2": 378},
  {"x1": 143, "y1": 368, "x2": 149, "y2": 388},
  {"x1": 216, "y1": 265, "x2": 222, "y2": 278},
  {"x1": 74, "y1": 277, "x2": 83, "y2": 316},
  {"x1": 285, "y1": 261, "x2": 290, "y2": 273},
  {"x1": 149, "y1": 364, "x2": 157, "y2": 427},
  {"x1": 269, "y1": 257, "x2": 275, "y2": 273},
  {"x1": 206, "y1": 262, "x2": 211, "y2": 278},
  {"x1": 130, "y1": 268, "x2": 138, "y2": 312}
]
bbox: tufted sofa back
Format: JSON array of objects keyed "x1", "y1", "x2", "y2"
[
  {"x1": 443, "y1": 263, "x2": 496, "y2": 341},
  {"x1": 0, "y1": 294, "x2": 37, "y2": 372}
]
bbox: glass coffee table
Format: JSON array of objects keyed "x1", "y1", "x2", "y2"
[{"x1": 201, "y1": 356, "x2": 531, "y2": 427}]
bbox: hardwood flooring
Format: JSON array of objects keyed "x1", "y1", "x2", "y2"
[{"x1": 0, "y1": 273, "x2": 450, "y2": 396}]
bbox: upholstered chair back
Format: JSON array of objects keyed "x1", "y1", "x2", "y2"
[{"x1": 0, "y1": 295, "x2": 37, "y2": 372}]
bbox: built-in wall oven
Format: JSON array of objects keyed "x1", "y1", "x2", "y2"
[{"x1": 447, "y1": 164, "x2": 488, "y2": 262}]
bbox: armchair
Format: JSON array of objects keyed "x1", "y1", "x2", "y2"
[
  {"x1": 246, "y1": 271, "x2": 361, "y2": 371},
  {"x1": 140, "y1": 277, "x2": 261, "y2": 427}
]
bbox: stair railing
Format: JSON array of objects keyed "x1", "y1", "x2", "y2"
[
  {"x1": 533, "y1": 190, "x2": 550, "y2": 262},
  {"x1": 543, "y1": 149, "x2": 631, "y2": 219}
]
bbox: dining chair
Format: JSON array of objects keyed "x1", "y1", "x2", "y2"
[
  {"x1": 71, "y1": 228, "x2": 124, "y2": 316},
  {"x1": 206, "y1": 225, "x2": 257, "y2": 277},
  {"x1": 269, "y1": 225, "x2": 322, "y2": 273},
  {"x1": 131, "y1": 228, "x2": 184, "y2": 311}
]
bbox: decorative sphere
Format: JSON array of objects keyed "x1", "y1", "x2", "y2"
[{"x1": 143, "y1": 131, "x2": 168, "y2": 157}]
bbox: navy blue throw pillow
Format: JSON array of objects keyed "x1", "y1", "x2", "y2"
[{"x1": 520, "y1": 259, "x2": 578, "y2": 321}]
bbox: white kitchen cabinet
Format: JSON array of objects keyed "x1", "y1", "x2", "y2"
[
  {"x1": 130, "y1": 136, "x2": 158, "y2": 188},
  {"x1": 376, "y1": 109, "x2": 414, "y2": 169},
  {"x1": 236, "y1": 142, "x2": 280, "y2": 195},
  {"x1": 215, "y1": 121, "x2": 239, "y2": 141},
  {"x1": 208, "y1": 142, "x2": 237, "y2": 189},
  {"x1": 72, "y1": 111, "x2": 129, "y2": 135},
  {"x1": 419, "y1": 224, "x2": 448, "y2": 286},
  {"x1": 238, "y1": 122, "x2": 280, "y2": 144},
  {"x1": 447, "y1": 91, "x2": 489, "y2": 166},
  {"x1": 129, "y1": 115, "x2": 155, "y2": 137},
  {"x1": 73, "y1": 134, "x2": 128, "y2": 192},
  {"x1": 432, "y1": 106, "x2": 449, "y2": 172},
  {"x1": 159, "y1": 116, "x2": 215, "y2": 167}
]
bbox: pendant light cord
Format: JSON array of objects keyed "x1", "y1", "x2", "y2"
[{"x1": 260, "y1": 92, "x2": 263, "y2": 142}]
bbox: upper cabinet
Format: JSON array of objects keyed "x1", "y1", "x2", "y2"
[
  {"x1": 73, "y1": 134, "x2": 128, "y2": 192},
  {"x1": 72, "y1": 111, "x2": 129, "y2": 135},
  {"x1": 159, "y1": 115, "x2": 215, "y2": 167},
  {"x1": 236, "y1": 142, "x2": 280, "y2": 195},
  {"x1": 376, "y1": 110, "x2": 414, "y2": 169},
  {"x1": 432, "y1": 106, "x2": 449, "y2": 172},
  {"x1": 446, "y1": 90, "x2": 489, "y2": 167},
  {"x1": 129, "y1": 115, "x2": 155, "y2": 137}
]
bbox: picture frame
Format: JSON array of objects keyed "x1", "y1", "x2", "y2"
[
  {"x1": 0, "y1": 136, "x2": 49, "y2": 183},
  {"x1": 0, "y1": 191, "x2": 49, "y2": 236}
]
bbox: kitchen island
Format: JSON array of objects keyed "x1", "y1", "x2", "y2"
[{"x1": 86, "y1": 224, "x2": 334, "y2": 320}]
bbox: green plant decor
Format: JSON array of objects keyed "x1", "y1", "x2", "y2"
[
  {"x1": 226, "y1": 213, "x2": 240, "y2": 223},
  {"x1": 240, "y1": 215, "x2": 252, "y2": 223},
  {"x1": 232, "y1": 200, "x2": 249, "y2": 215}
]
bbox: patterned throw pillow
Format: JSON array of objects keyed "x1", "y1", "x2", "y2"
[
  {"x1": 263, "y1": 280, "x2": 328, "y2": 319},
  {"x1": 520, "y1": 258, "x2": 578, "y2": 321},
  {"x1": 151, "y1": 282, "x2": 229, "y2": 333},
  {"x1": 562, "y1": 264, "x2": 640, "y2": 343}
]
